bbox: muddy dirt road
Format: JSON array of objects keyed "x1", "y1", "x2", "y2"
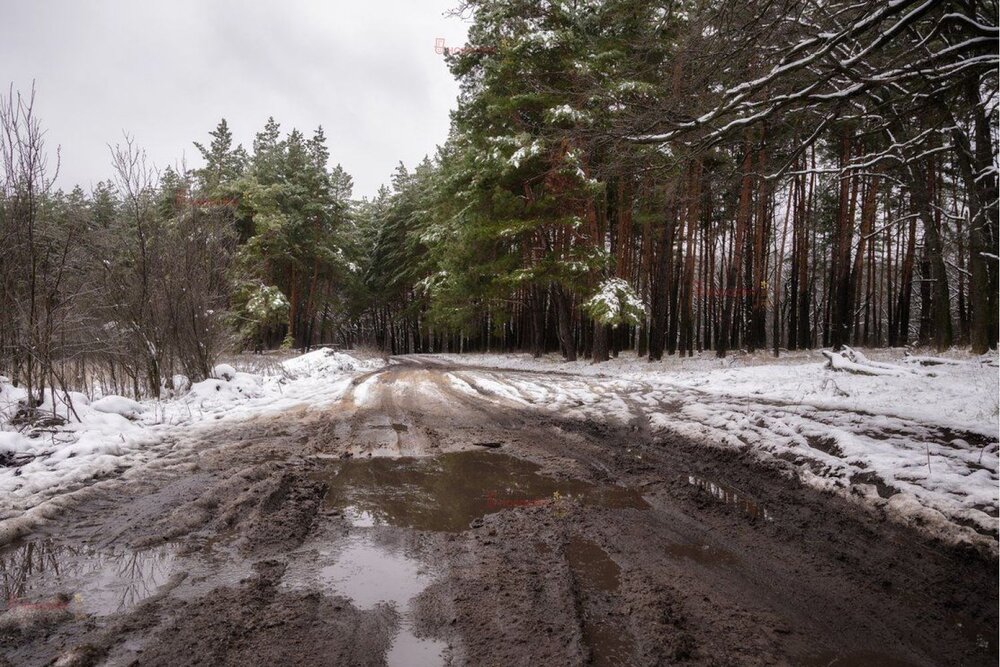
[{"x1": 1, "y1": 359, "x2": 997, "y2": 666}]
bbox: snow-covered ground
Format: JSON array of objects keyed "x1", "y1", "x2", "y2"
[
  {"x1": 2, "y1": 346, "x2": 997, "y2": 550},
  {"x1": 0, "y1": 350, "x2": 383, "y2": 542},
  {"x1": 433, "y1": 347, "x2": 1000, "y2": 546}
]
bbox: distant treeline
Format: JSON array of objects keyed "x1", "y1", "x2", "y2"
[{"x1": 0, "y1": 99, "x2": 356, "y2": 407}]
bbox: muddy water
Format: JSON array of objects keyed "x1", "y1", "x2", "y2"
[
  {"x1": 566, "y1": 536, "x2": 620, "y2": 592},
  {"x1": 300, "y1": 450, "x2": 649, "y2": 665},
  {"x1": 302, "y1": 450, "x2": 648, "y2": 664},
  {"x1": 315, "y1": 450, "x2": 648, "y2": 532},
  {"x1": 688, "y1": 474, "x2": 773, "y2": 521},
  {"x1": 0, "y1": 540, "x2": 174, "y2": 617},
  {"x1": 566, "y1": 535, "x2": 635, "y2": 666},
  {"x1": 283, "y1": 535, "x2": 445, "y2": 667}
]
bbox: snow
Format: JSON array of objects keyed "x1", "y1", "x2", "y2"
[
  {"x1": 188, "y1": 373, "x2": 268, "y2": 405},
  {"x1": 283, "y1": 348, "x2": 373, "y2": 378},
  {"x1": 171, "y1": 374, "x2": 191, "y2": 393},
  {"x1": 430, "y1": 348, "x2": 999, "y2": 549},
  {"x1": 0, "y1": 350, "x2": 385, "y2": 543},
  {"x1": 2, "y1": 344, "x2": 996, "y2": 550},
  {"x1": 211, "y1": 364, "x2": 238, "y2": 381},
  {"x1": 246, "y1": 284, "x2": 290, "y2": 318},
  {"x1": 0, "y1": 376, "x2": 27, "y2": 423},
  {"x1": 0, "y1": 431, "x2": 33, "y2": 456},
  {"x1": 509, "y1": 137, "x2": 544, "y2": 168},
  {"x1": 584, "y1": 278, "x2": 646, "y2": 326},
  {"x1": 90, "y1": 396, "x2": 145, "y2": 420},
  {"x1": 36, "y1": 389, "x2": 91, "y2": 422},
  {"x1": 547, "y1": 104, "x2": 591, "y2": 125}
]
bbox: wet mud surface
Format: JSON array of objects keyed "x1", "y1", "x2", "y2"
[{"x1": 1, "y1": 361, "x2": 997, "y2": 666}]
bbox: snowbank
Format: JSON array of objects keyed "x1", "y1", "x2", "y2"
[
  {"x1": 282, "y1": 348, "x2": 372, "y2": 378},
  {"x1": 91, "y1": 396, "x2": 145, "y2": 420},
  {"x1": 0, "y1": 430, "x2": 33, "y2": 456},
  {"x1": 0, "y1": 376, "x2": 27, "y2": 423}
]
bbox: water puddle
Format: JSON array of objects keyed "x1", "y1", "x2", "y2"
[
  {"x1": 315, "y1": 538, "x2": 431, "y2": 607},
  {"x1": 0, "y1": 540, "x2": 174, "y2": 617},
  {"x1": 566, "y1": 536, "x2": 620, "y2": 592},
  {"x1": 582, "y1": 621, "x2": 635, "y2": 666},
  {"x1": 302, "y1": 451, "x2": 646, "y2": 665},
  {"x1": 284, "y1": 535, "x2": 445, "y2": 667},
  {"x1": 315, "y1": 450, "x2": 648, "y2": 532},
  {"x1": 687, "y1": 475, "x2": 773, "y2": 522},
  {"x1": 565, "y1": 535, "x2": 634, "y2": 665}
]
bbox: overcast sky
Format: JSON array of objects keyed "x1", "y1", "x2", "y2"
[{"x1": 1, "y1": 0, "x2": 469, "y2": 199}]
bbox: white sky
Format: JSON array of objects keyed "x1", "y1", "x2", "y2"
[{"x1": 1, "y1": 0, "x2": 470, "y2": 199}]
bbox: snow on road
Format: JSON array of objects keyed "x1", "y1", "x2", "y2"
[
  {"x1": 2, "y1": 346, "x2": 997, "y2": 549},
  {"x1": 0, "y1": 350, "x2": 383, "y2": 542},
  {"x1": 432, "y1": 348, "x2": 1000, "y2": 546}
]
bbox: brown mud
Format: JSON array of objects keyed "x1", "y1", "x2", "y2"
[{"x1": 0, "y1": 361, "x2": 997, "y2": 666}]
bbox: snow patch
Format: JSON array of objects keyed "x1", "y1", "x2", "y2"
[
  {"x1": 90, "y1": 396, "x2": 145, "y2": 420},
  {"x1": 431, "y1": 348, "x2": 999, "y2": 549},
  {"x1": 0, "y1": 351, "x2": 385, "y2": 539}
]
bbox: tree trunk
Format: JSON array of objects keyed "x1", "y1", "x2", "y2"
[
  {"x1": 554, "y1": 284, "x2": 577, "y2": 361},
  {"x1": 907, "y1": 158, "x2": 953, "y2": 350},
  {"x1": 718, "y1": 147, "x2": 754, "y2": 358}
]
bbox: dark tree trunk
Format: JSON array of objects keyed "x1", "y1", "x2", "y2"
[
  {"x1": 718, "y1": 147, "x2": 753, "y2": 358},
  {"x1": 553, "y1": 284, "x2": 577, "y2": 361},
  {"x1": 648, "y1": 202, "x2": 678, "y2": 360},
  {"x1": 907, "y1": 158, "x2": 953, "y2": 351},
  {"x1": 592, "y1": 320, "x2": 609, "y2": 362},
  {"x1": 894, "y1": 216, "x2": 917, "y2": 346}
]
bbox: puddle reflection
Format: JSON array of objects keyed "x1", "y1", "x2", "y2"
[
  {"x1": 284, "y1": 535, "x2": 445, "y2": 667},
  {"x1": 0, "y1": 540, "x2": 174, "y2": 617},
  {"x1": 316, "y1": 450, "x2": 647, "y2": 532},
  {"x1": 687, "y1": 475, "x2": 773, "y2": 522}
]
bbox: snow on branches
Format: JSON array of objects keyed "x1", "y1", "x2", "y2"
[{"x1": 584, "y1": 278, "x2": 646, "y2": 327}]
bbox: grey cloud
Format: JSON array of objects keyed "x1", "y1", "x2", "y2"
[{"x1": 0, "y1": 0, "x2": 468, "y2": 198}]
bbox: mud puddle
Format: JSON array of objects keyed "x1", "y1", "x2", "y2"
[
  {"x1": 299, "y1": 450, "x2": 648, "y2": 664},
  {"x1": 688, "y1": 474, "x2": 773, "y2": 521},
  {"x1": 315, "y1": 450, "x2": 648, "y2": 532},
  {"x1": 0, "y1": 540, "x2": 174, "y2": 618},
  {"x1": 566, "y1": 535, "x2": 634, "y2": 665},
  {"x1": 567, "y1": 536, "x2": 620, "y2": 592},
  {"x1": 283, "y1": 534, "x2": 445, "y2": 666}
]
